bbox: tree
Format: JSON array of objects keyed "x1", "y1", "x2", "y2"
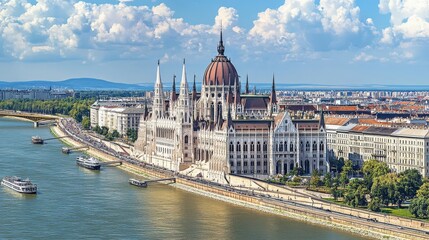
[
  {"x1": 324, "y1": 172, "x2": 333, "y2": 188},
  {"x1": 397, "y1": 169, "x2": 423, "y2": 202},
  {"x1": 409, "y1": 197, "x2": 429, "y2": 219},
  {"x1": 344, "y1": 179, "x2": 369, "y2": 207},
  {"x1": 310, "y1": 169, "x2": 321, "y2": 187},
  {"x1": 93, "y1": 125, "x2": 101, "y2": 134},
  {"x1": 111, "y1": 130, "x2": 120, "y2": 138},
  {"x1": 368, "y1": 197, "x2": 382, "y2": 212},
  {"x1": 416, "y1": 182, "x2": 429, "y2": 199},
  {"x1": 339, "y1": 160, "x2": 352, "y2": 188},
  {"x1": 126, "y1": 128, "x2": 138, "y2": 142},
  {"x1": 371, "y1": 173, "x2": 401, "y2": 206},
  {"x1": 81, "y1": 116, "x2": 90, "y2": 130},
  {"x1": 362, "y1": 159, "x2": 390, "y2": 189}
]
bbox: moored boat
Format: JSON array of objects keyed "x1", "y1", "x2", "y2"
[
  {"x1": 31, "y1": 136, "x2": 44, "y2": 144},
  {"x1": 129, "y1": 178, "x2": 147, "y2": 188},
  {"x1": 1, "y1": 176, "x2": 38, "y2": 194},
  {"x1": 76, "y1": 156, "x2": 101, "y2": 170}
]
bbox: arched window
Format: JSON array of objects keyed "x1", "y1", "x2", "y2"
[
  {"x1": 229, "y1": 141, "x2": 234, "y2": 152},
  {"x1": 184, "y1": 135, "x2": 189, "y2": 144},
  {"x1": 290, "y1": 142, "x2": 294, "y2": 152},
  {"x1": 263, "y1": 142, "x2": 267, "y2": 151},
  {"x1": 305, "y1": 141, "x2": 310, "y2": 152},
  {"x1": 237, "y1": 142, "x2": 241, "y2": 152},
  {"x1": 250, "y1": 142, "x2": 255, "y2": 151},
  {"x1": 284, "y1": 141, "x2": 288, "y2": 152},
  {"x1": 279, "y1": 142, "x2": 283, "y2": 151},
  {"x1": 257, "y1": 142, "x2": 261, "y2": 151},
  {"x1": 313, "y1": 141, "x2": 317, "y2": 151},
  {"x1": 320, "y1": 141, "x2": 325, "y2": 151},
  {"x1": 244, "y1": 142, "x2": 248, "y2": 152}
]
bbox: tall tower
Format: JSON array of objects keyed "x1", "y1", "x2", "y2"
[
  {"x1": 177, "y1": 59, "x2": 191, "y2": 123},
  {"x1": 153, "y1": 60, "x2": 165, "y2": 118},
  {"x1": 268, "y1": 74, "x2": 278, "y2": 116}
]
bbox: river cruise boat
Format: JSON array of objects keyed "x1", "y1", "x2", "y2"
[
  {"x1": 129, "y1": 178, "x2": 147, "y2": 188},
  {"x1": 1, "y1": 176, "x2": 38, "y2": 194},
  {"x1": 76, "y1": 156, "x2": 101, "y2": 170},
  {"x1": 31, "y1": 136, "x2": 44, "y2": 144}
]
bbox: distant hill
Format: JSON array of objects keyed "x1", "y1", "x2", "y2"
[
  {"x1": 1, "y1": 78, "x2": 429, "y2": 91},
  {"x1": 0, "y1": 78, "x2": 146, "y2": 90}
]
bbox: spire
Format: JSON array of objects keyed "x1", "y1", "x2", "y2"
[
  {"x1": 217, "y1": 24, "x2": 225, "y2": 55},
  {"x1": 144, "y1": 100, "x2": 149, "y2": 119},
  {"x1": 226, "y1": 104, "x2": 233, "y2": 128},
  {"x1": 245, "y1": 74, "x2": 249, "y2": 94},
  {"x1": 192, "y1": 74, "x2": 197, "y2": 100},
  {"x1": 216, "y1": 107, "x2": 224, "y2": 129},
  {"x1": 180, "y1": 58, "x2": 188, "y2": 89},
  {"x1": 234, "y1": 76, "x2": 240, "y2": 105},
  {"x1": 226, "y1": 83, "x2": 233, "y2": 104},
  {"x1": 171, "y1": 75, "x2": 177, "y2": 102},
  {"x1": 156, "y1": 60, "x2": 161, "y2": 84},
  {"x1": 319, "y1": 109, "x2": 326, "y2": 129},
  {"x1": 270, "y1": 74, "x2": 277, "y2": 104}
]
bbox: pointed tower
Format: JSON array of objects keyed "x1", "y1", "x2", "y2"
[
  {"x1": 268, "y1": 74, "x2": 278, "y2": 115},
  {"x1": 153, "y1": 60, "x2": 165, "y2": 118},
  {"x1": 178, "y1": 59, "x2": 191, "y2": 123},
  {"x1": 217, "y1": 25, "x2": 225, "y2": 56},
  {"x1": 270, "y1": 74, "x2": 277, "y2": 104},
  {"x1": 192, "y1": 74, "x2": 197, "y2": 101},
  {"x1": 171, "y1": 75, "x2": 177, "y2": 102},
  {"x1": 245, "y1": 75, "x2": 249, "y2": 94}
]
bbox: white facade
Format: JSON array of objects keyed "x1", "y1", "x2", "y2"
[
  {"x1": 90, "y1": 104, "x2": 145, "y2": 135},
  {"x1": 327, "y1": 123, "x2": 429, "y2": 177}
]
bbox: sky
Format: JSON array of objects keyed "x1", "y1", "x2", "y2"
[{"x1": 0, "y1": 0, "x2": 429, "y2": 86}]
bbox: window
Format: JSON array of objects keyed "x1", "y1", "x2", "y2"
[
  {"x1": 279, "y1": 142, "x2": 283, "y2": 151},
  {"x1": 306, "y1": 141, "x2": 310, "y2": 152},
  {"x1": 184, "y1": 135, "x2": 189, "y2": 144},
  {"x1": 313, "y1": 141, "x2": 317, "y2": 151},
  {"x1": 229, "y1": 141, "x2": 234, "y2": 152},
  {"x1": 244, "y1": 142, "x2": 248, "y2": 152},
  {"x1": 237, "y1": 142, "x2": 241, "y2": 151},
  {"x1": 250, "y1": 142, "x2": 255, "y2": 151},
  {"x1": 257, "y1": 142, "x2": 261, "y2": 151}
]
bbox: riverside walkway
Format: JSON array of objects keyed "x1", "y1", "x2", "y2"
[{"x1": 56, "y1": 118, "x2": 429, "y2": 240}]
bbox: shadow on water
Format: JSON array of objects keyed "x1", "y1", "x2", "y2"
[{"x1": 1, "y1": 187, "x2": 38, "y2": 199}]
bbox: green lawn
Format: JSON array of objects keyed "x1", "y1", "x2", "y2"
[{"x1": 381, "y1": 206, "x2": 415, "y2": 219}]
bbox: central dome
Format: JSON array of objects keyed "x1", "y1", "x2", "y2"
[{"x1": 203, "y1": 31, "x2": 238, "y2": 86}]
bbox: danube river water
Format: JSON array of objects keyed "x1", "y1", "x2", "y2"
[{"x1": 0, "y1": 118, "x2": 367, "y2": 239}]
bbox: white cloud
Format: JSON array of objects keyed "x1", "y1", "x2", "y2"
[
  {"x1": 248, "y1": 0, "x2": 374, "y2": 59},
  {"x1": 379, "y1": 1, "x2": 429, "y2": 40}
]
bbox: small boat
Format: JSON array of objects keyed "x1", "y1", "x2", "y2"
[
  {"x1": 76, "y1": 156, "x2": 101, "y2": 170},
  {"x1": 129, "y1": 178, "x2": 147, "y2": 188},
  {"x1": 31, "y1": 136, "x2": 44, "y2": 144},
  {"x1": 1, "y1": 176, "x2": 37, "y2": 194}
]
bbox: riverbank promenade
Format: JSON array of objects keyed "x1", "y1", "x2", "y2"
[{"x1": 53, "y1": 118, "x2": 429, "y2": 240}]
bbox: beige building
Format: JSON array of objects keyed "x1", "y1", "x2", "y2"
[
  {"x1": 90, "y1": 103, "x2": 146, "y2": 135},
  {"x1": 326, "y1": 118, "x2": 429, "y2": 177}
]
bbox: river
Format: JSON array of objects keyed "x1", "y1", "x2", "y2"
[{"x1": 0, "y1": 118, "x2": 367, "y2": 239}]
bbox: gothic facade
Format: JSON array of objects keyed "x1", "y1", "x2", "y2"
[{"x1": 134, "y1": 32, "x2": 328, "y2": 183}]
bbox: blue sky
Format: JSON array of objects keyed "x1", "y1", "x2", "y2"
[{"x1": 0, "y1": 0, "x2": 428, "y2": 86}]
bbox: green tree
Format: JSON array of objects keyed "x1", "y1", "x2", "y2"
[
  {"x1": 344, "y1": 179, "x2": 369, "y2": 207},
  {"x1": 362, "y1": 159, "x2": 390, "y2": 189},
  {"x1": 81, "y1": 116, "x2": 91, "y2": 130},
  {"x1": 111, "y1": 130, "x2": 120, "y2": 138},
  {"x1": 324, "y1": 172, "x2": 333, "y2": 188},
  {"x1": 310, "y1": 169, "x2": 321, "y2": 187},
  {"x1": 416, "y1": 182, "x2": 429, "y2": 199},
  {"x1": 371, "y1": 173, "x2": 401, "y2": 206},
  {"x1": 409, "y1": 197, "x2": 429, "y2": 219},
  {"x1": 126, "y1": 128, "x2": 138, "y2": 142},
  {"x1": 339, "y1": 160, "x2": 352, "y2": 188},
  {"x1": 368, "y1": 197, "x2": 382, "y2": 212},
  {"x1": 397, "y1": 169, "x2": 423, "y2": 203}
]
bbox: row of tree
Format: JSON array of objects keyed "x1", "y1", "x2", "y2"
[
  {"x1": 92, "y1": 125, "x2": 138, "y2": 142},
  {"x1": 311, "y1": 159, "x2": 429, "y2": 219},
  {"x1": 0, "y1": 98, "x2": 93, "y2": 122}
]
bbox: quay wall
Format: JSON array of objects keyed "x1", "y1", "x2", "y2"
[
  {"x1": 228, "y1": 175, "x2": 429, "y2": 232},
  {"x1": 50, "y1": 122, "x2": 428, "y2": 240}
]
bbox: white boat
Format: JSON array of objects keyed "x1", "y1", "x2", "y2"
[
  {"x1": 129, "y1": 178, "x2": 147, "y2": 188},
  {"x1": 76, "y1": 156, "x2": 101, "y2": 170},
  {"x1": 1, "y1": 176, "x2": 38, "y2": 194}
]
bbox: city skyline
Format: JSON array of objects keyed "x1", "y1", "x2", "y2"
[{"x1": 0, "y1": 0, "x2": 428, "y2": 85}]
